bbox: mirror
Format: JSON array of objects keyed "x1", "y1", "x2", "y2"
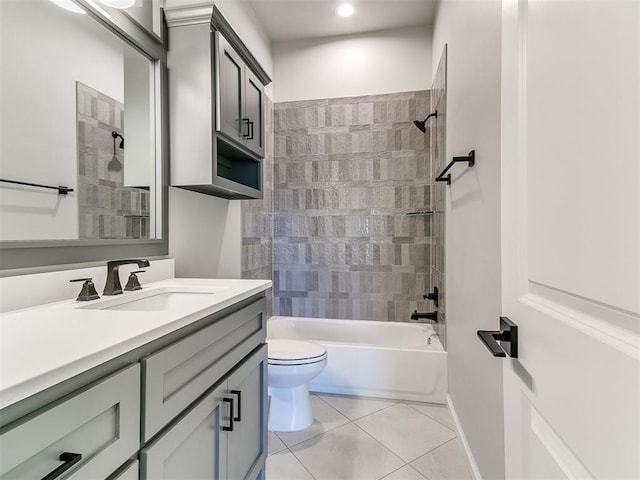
[{"x1": 0, "y1": 0, "x2": 167, "y2": 269}]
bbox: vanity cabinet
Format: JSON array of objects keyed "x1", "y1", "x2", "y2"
[
  {"x1": 0, "y1": 364, "x2": 140, "y2": 479},
  {"x1": 0, "y1": 294, "x2": 268, "y2": 480},
  {"x1": 140, "y1": 345, "x2": 267, "y2": 480},
  {"x1": 166, "y1": 5, "x2": 270, "y2": 200}
]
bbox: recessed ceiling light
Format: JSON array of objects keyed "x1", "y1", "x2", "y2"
[{"x1": 337, "y1": 4, "x2": 354, "y2": 17}]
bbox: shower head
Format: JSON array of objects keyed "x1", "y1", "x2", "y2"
[
  {"x1": 111, "y1": 130, "x2": 124, "y2": 148},
  {"x1": 413, "y1": 111, "x2": 438, "y2": 133}
]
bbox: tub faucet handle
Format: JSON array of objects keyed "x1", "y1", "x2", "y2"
[{"x1": 423, "y1": 286, "x2": 439, "y2": 307}]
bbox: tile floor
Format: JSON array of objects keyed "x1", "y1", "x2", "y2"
[{"x1": 266, "y1": 394, "x2": 471, "y2": 480}]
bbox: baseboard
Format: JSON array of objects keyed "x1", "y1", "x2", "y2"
[{"x1": 446, "y1": 394, "x2": 483, "y2": 480}]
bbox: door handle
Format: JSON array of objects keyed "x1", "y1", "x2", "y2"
[{"x1": 477, "y1": 316, "x2": 518, "y2": 358}]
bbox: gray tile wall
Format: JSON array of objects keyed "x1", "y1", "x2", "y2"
[
  {"x1": 241, "y1": 96, "x2": 274, "y2": 317},
  {"x1": 76, "y1": 82, "x2": 150, "y2": 239},
  {"x1": 272, "y1": 91, "x2": 435, "y2": 321},
  {"x1": 431, "y1": 47, "x2": 448, "y2": 347}
]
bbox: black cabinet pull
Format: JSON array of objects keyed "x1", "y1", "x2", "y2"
[
  {"x1": 477, "y1": 316, "x2": 518, "y2": 358},
  {"x1": 247, "y1": 121, "x2": 254, "y2": 140},
  {"x1": 222, "y1": 397, "x2": 234, "y2": 431},
  {"x1": 41, "y1": 452, "x2": 82, "y2": 480},
  {"x1": 241, "y1": 118, "x2": 251, "y2": 137},
  {"x1": 230, "y1": 389, "x2": 242, "y2": 422}
]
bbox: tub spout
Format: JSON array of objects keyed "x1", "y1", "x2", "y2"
[{"x1": 411, "y1": 310, "x2": 438, "y2": 322}]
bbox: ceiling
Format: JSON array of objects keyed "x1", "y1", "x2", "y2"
[{"x1": 247, "y1": 0, "x2": 438, "y2": 43}]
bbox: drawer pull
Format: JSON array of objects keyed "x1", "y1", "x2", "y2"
[
  {"x1": 231, "y1": 389, "x2": 242, "y2": 422},
  {"x1": 222, "y1": 397, "x2": 234, "y2": 432},
  {"x1": 41, "y1": 452, "x2": 82, "y2": 480}
]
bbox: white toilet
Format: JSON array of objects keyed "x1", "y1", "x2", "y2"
[{"x1": 267, "y1": 339, "x2": 328, "y2": 432}]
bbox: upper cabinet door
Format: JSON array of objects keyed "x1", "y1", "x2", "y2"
[
  {"x1": 243, "y1": 69, "x2": 264, "y2": 157},
  {"x1": 215, "y1": 32, "x2": 244, "y2": 143}
]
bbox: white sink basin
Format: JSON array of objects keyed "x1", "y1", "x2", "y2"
[{"x1": 79, "y1": 286, "x2": 224, "y2": 312}]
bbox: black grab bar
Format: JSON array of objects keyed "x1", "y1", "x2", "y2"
[{"x1": 435, "y1": 150, "x2": 475, "y2": 185}]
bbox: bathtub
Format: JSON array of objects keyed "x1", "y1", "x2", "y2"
[{"x1": 267, "y1": 316, "x2": 447, "y2": 404}]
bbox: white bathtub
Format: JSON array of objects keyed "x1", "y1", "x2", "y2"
[{"x1": 267, "y1": 316, "x2": 447, "y2": 404}]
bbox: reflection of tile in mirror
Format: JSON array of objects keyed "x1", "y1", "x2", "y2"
[{"x1": 76, "y1": 82, "x2": 149, "y2": 240}]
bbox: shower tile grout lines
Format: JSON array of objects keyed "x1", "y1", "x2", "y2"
[{"x1": 266, "y1": 393, "x2": 472, "y2": 480}]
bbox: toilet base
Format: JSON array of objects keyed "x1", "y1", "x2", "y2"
[{"x1": 268, "y1": 384, "x2": 313, "y2": 432}]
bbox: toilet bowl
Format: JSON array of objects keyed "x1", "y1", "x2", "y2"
[{"x1": 267, "y1": 339, "x2": 328, "y2": 432}]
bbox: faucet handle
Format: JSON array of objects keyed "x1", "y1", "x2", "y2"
[
  {"x1": 70, "y1": 278, "x2": 100, "y2": 301},
  {"x1": 124, "y1": 270, "x2": 145, "y2": 291}
]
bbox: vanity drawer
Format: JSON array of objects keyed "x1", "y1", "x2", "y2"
[
  {"x1": 0, "y1": 364, "x2": 140, "y2": 479},
  {"x1": 142, "y1": 297, "x2": 266, "y2": 441}
]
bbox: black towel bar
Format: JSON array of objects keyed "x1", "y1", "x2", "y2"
[
  {"x1": 435, "y1": 150, "x2": 475, "y2": 185},
  {"x1": 0, "y1": 178, "x2": 73, "y2": 195}
]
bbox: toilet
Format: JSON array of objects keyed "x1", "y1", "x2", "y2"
[{"x1": 267, "y1": 339, "x2": 328, "y2": 432}]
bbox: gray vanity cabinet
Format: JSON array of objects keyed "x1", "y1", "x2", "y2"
[
  {"x1": 226, "y1": 344, "x2": 268, "y2": 480},
  {"x1": 0, "y1": 364, "x2": 140, "y2": 479},
  {"x1": 0, "y1": 293, "x2": 268, "y2": 480},
  {"x1": 140, "y1": 345, "x2": 267, "y2": 480}
]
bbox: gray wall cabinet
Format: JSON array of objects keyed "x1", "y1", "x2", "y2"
[
  {"x1": 166, "y1": 6, "x2": 270, "y2": 200},
  {"x1": 0, "y1": 295, "x2": 267, "y2": 480},
  {"x1": 216, "y1": 33, "x2": 265, "y2": 159}
]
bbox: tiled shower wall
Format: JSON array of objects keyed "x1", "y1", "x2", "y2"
[
  {"x1": 76, "y1": 82, "x2": 150, "y2": 239},
  {"x1": 241, "y1": 97, "x2": 274, "y2": 317},
  {"x1": 272, "y1": 91, "x2": 435, "y2": 321},
  {"x1": 431, "y1": 48, "x2": 448, "y2": 347}
]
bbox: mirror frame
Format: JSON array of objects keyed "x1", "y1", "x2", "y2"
[{"x1": 0, "y1": 0, "x2": 168, "y2": 271}]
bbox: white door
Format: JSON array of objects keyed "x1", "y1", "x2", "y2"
[{"x1": 500, "y1": 0, "x2": 640, "y2": 478}]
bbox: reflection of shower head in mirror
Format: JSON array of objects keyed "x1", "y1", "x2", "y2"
[
  {"x1": 109, "y1": 131, "x2": 123, "y2": 172},
  {"x1": 111, "y1": 131, "x2": 124, "y2": 148}
]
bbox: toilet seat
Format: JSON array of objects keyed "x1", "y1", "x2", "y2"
[{"x1": 267, "y1": 339, "x2": 327, "y2": 366}]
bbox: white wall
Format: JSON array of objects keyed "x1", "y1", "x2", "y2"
[
  {"x1": 431, "y1": 0, "x2": 505, "y2": 478},
  {"x1": 168, "y1": 188, "x2": 241, "y2": 278},
  {"x1": 273, "y1": 25, "x2": 432, "y2": 102},
  {"x1": 164, "y1": 0, "x2": 273, "y2": 278},
  {"x1": 0, "y1": 0, "x2": 123, "y2": 240}
]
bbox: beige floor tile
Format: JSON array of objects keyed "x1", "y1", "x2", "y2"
[
  {"x1": 318, "y1": 393, "x2": 398, "y2": 420},
  {"x1": 381, "y1": 464, "x2": 428, "y2": 479},
  {"x1": 268, "y1": 431, "x2": 287, "y2": 456},
  {"x1": 410, "y1": 439, "x2": 471, "y2": 480},
  {"x1": 290, "y1": 423, "x2": 405, "y2": 480},
  {"x1": 266, "y1": 450, "x2": 315, "y2": 480},
  {"x1": 355, "y1": 403, "x2": 457, "y2": 462},
  {"x1": 405, "y1": 402, "x2": 455, "y2": 430},
  {"x1": 274, "y1": 394, "x2": 350, "y2": 447}
]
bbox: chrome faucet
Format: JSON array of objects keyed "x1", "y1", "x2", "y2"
[
  {"x1": 410, "y1": 310, "x2": 438, "y2": 322},
  {"x1": 103, "y1": 259, "x2": 150, "y2": 295}
]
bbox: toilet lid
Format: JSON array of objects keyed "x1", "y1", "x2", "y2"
[{"x1": 267, "y1": 339, "x2": 327, "y2": 364}]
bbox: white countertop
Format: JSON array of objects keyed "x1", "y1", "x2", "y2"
[{"x1": 0, "y1": 278, "x2": 271, "y2": 410}]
